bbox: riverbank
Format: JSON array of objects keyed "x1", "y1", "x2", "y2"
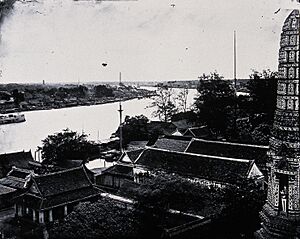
[
  {"x1": 0, "y1": 94, "x2": 156, "y2": 114},
  {"x1": 0, "y1": 83, "x2": 156, "y2": 114}
]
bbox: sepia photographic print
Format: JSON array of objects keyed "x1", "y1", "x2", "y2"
[{"x1": 0, "y1": 0, "x2": 300, "y2": 238}]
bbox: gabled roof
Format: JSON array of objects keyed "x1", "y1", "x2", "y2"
[
  {"x1": 102, "y1": 164, "x2": 133, "y2": 178},
  {"x1": 134, "y1": 148, "x2": 255, "y2": 184},
  {"x1": 0, "y1": 167, "x2": 34, "y2": 190},
  {"x1": 118, "y1": 149, "x2": 144, "y2": 164},
  {"x1": 0, "y1": 184, "x2": 16, "y2": 196},
  {"x1": 185, "y1": 138, "x2": 268, "y2": 166},
  {"x1": 147, "y1": 121, "x2": 177, "y2": 136},
  {"x1": 32, "y1": 166, "x2": 92, "y2": 197},
  {"x1": 183, "y1": 126, "x2": 212, "y2": 139},
  {"x1": 152, "y1": 137, "x2": 191, "y2": 152},
  {"x1": 25, "y1": 166, "x2": 102, "y2": 210},
  {"x1": 0, "y1": 151, "x2": 34, "y2": 178}
]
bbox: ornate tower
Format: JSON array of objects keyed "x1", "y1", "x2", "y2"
[{"x1": 256, "y1": 9, "x2": 300, "y2": 238}]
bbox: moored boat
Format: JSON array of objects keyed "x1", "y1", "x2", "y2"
[{"x1": 0, "y1": 113, "x2": 26, "y2": 125}]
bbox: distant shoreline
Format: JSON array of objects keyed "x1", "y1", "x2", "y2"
[{"x1": 1, "y1": 95, "x2": 155, "y2": 115}]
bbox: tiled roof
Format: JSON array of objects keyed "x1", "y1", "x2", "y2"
[
  {"x1": 32, "y1": 166, "x2": 92, "y2": 197},
  {"x1": 126, "y1": 149, "x2": 144, "y2": 162},
  {"x1": 153, "y1": 137, "x2": 191, "y2": 152},
  {"x1": 0, "y1": 151, "x2": 34, "y2": 178},
  {"x1": 135, "y1": 148, "x2": 255, "y2": 184},
  {"x1": 0, "y1": 184, "x2": 16, "y2": 195},
  {"x1": 0, "y1": 167, "x2": 33, "y2": 189},
  {"x1": 8, "y1": 167, "x2": 33, "y2": 179},
  {"x1": 183, "y1": 126, "x2": 212, "y2": 139},
  {"x1": 24, "y1": 187, "x2": 101, "y2": 210},
  {"x1": 185, "y1": 138, "x2": 268, "y2": 166},
  {"x1": 24, "y1": 166, "x2": 103, "y2": 210},
  {"x1": 147, "y1": 121, "x2": 177, "y2": 135},
  {"x1": 102, "y1": 164, "x2": 133, "y2": 177}
]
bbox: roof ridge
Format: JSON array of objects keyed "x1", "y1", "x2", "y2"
[
  {"x1": 191, "y1": 138, "x2": 269, "y2": 149},
  {"x1": 0, "y1": 150, "x2": 31, "y2": 156},
  {"x1": 145, "y1": 147, "x2": 254, "y2": 163},
  {"x1": 33, "y1": 165, "x2": 84, "y2": 178}
]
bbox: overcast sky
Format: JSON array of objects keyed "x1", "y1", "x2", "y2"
[{"x1": 0, "y1": 0, "x2": 299, "y2": 83}]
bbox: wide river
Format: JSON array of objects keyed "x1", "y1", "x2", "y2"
[{"x1": 0, "y1": 88, "x2": 197, "y2": 154}]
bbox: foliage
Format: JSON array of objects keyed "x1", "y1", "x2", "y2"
[
  {"x1": 40, "y1": 128, "x2": 98, "y2": 165},
  {"x1": 176, "y1": 87, "x2": 189, "y2": 112},
  {"x1": 94, "y1": 84, "x2": 114, "y2": 98},
  {"x1": 49, "y1": 198, "x2": 139, "y2": 239},
  {"x1": 247, "y1": 69, "x2": 278, "y2": 122},
  {"x1": 129, "y1": 173, "x2": 222, "y2": 216},
  {"x1": 151, "y1": 86, "x2": 178, "y2": 122},
  {"x1": 251, "y1": 123, "x2": 271, "y2": 145},
  {"x1": 124, "y1": 172, "x2": 265, "y2": 238},
  {"x1": 216, "y1": 178, "x2": 266, "y2": 238},
  {"x1": 194, "y1": 72, "x2": 235, "y2": 136},
  {"x1": 12, "y1": 89, "x2": 25, "y2": 105},
  {"x1": 119, "y1": 115, "x2": 149, "y2": 145}
]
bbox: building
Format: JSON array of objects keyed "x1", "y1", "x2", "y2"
[
  {"x1": 133, "y1": 147, "x2": 263, "y2": 187},
  {"x1": 0, "y1": 150, "x2": 35, "y2": 178},
  {"x1": 256, "y1": 9, "x2": 300, "y2": 238},
  {"x1": 185, "y1": 138, "x2": 269, "y2": 177},
  {"x1": 15, "y1": 166, "x2": 102, "y2": 224}
]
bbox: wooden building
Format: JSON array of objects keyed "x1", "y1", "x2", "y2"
[
  {"x1": 15, "y1": 166, "x2": 102, "y2": 224},
  {"x1": 0, "y1": 150, "x2": 35, "y2": 178}
]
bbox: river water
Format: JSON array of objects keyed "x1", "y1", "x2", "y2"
[{"x1": 0, "y1": 88, "x2": 197, "y2": 154}]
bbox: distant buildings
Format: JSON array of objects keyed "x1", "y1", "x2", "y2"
[{"x1": 99, "y1": 135, "x2": 265, "y2": 190}]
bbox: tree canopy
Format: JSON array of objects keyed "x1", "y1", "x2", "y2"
[
  {"x1": 49, "y1": 198, "x2": 139, "y2": 239},
  {"x1": 247, "y1": 69, "x2": 278, "y2": 122},
  {"x1": 194, "y1": 72, "x2": 235, "y2": 137},
  {"x1": 40, "y1": 129, "x2": 98, "y2": 165},
  {"x1": 151, "y1": 86, "x2": 178, "y2": 122},
  {"x1": 120, "y1": 115, "x2": 149, "y2": 145}
]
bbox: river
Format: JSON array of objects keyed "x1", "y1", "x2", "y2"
[{"x1": 0, "y1": 88, "x2": 198, "y2": 154}]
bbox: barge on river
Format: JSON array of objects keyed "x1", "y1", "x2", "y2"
[{"x1": 0, "y1": 113, "x2": 26, "y2": 124}]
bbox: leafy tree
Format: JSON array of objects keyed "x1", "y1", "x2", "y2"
[
  {"x1": 151, "y1": 86, "x2": 178, "y2": 122},
  {"x1": 12, "y1": 89, "x2": 25, "y2": 106},
  {"x1": 194, "y1": 72, "x2": 235, "y2": 137},
  {"x1": 94, "y1": 84, "x2": 114, "y2": 98},
  {"x1": 40, "y1": 129, "x2": 98, "y2": 165},
  {"x1": 217, "y1": 178, "x2": 265, "y2": 238},
  {"x1": 251, "y1": 124, "x2": 271, "y2": 145},
  {"x1": 177, "y1": 87, "x2": 189, "y2": 112},
  {"x1": 117, "y1": 115, "x2": 149, "y2": 145},
  {"x1": 124, "y1": 172, "x2": 265, "y2": 238},
  {"x1": 49, "y1": 198, "x2": 139, "y2": 239},
  {"x1": 247, "y1": 69, "x2": 278, "y2": 123}
]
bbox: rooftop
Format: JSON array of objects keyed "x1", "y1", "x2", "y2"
[
  {"x1": 152, "y1": 137, "x2": 191, "y2": 152},
  {"x1": 135, "y1": 148, "x2": 255, "y2": 184},
  {"x1": 185, "y1": 138, "x2": 268, "y2": 165}
]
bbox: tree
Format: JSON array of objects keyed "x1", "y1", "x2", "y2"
[
  {"x1": 49, "y1": 198, "x2": 139, "y2": 239},
  {"x1": 247, "y1": 69, "x2": 278, "y2": 122},
  {"x1": 217, "y1": 178, "x2": 265, "y2": 238},
  {"x1": 94, "y1": 85, "x2": 114, "y2": 98},
  {"x1": 194, "y1": 72, "x2": 235, "y2": 137},
  {"x1": 118, "y1": 115, "x2": 149, "y2": 145},
  {"x1": 124, "y1": 172, "x2": 265, "y2": 238},
  {"x1": 151, "y1": 86, "x2": 178, "y2": 122},
  {"x1": 12, "y1": 89, "x2": 25, "y2": 106},
  {"x1": 177, "y1": 87, "x2": 189, "y2": 112},
  {"x1": 40, "y1": 129, "x2": 98, "y2": 165}
]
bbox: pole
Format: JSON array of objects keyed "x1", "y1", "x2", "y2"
[
  {"x1": 234, "y1": 30, "x2": 237, "y2": 89},
  {"x1": 118, "y1": 72, "x2": 123, "y2": 152},
  {"x1": 233, "y1": 30, "x2": 237, "y2": 138}
]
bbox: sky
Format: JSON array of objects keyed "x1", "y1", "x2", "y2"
[{"x1": 0, "y1": 0, "x2": 299, "y2": 83}]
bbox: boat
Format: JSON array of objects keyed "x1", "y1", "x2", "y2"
[{"x1": 0, "y1": 113, "x2": 26, "y2": 125}]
